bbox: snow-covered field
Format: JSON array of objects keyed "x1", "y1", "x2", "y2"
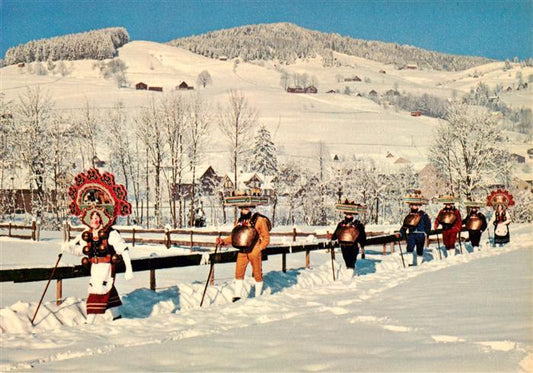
[
  {"x1": 1, "y1": 224, "x2": 531, "y2": 372},
  {"x1": 1, "y1": 40, "x2": 531, "y2": 175}
]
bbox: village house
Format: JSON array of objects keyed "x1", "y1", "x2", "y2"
[
  {"x1": 135, "y1": 82, "x2": 148, "y2": 90},
  {"x1": 344, "y1": 76, "x2": 362, "y2": 82},
  {"x1": 148, "y1": 86, "x2": 163, "y2": 92},
  {"x1": 177, "y1": 81, "x2": 194, "y2": 90}
]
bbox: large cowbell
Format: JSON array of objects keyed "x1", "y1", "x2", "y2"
[
  {"x1": 465, "y1": 215, "x2": 482, "y2": 230},
  {"x1": 337, "y1": 226, "x2": 359, "y2": 245},
  {"x1": 403, "y1": 213, "x2": 421, "y2": 229},
  {"x1": 231, "y1": 225, "x2": 259, "y2": 253},
  {"x1": 438, "y1": 211, "x2": 456, "y2": 228}
]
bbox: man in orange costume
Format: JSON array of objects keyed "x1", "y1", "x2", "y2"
[{"x1": 217, "y1": 204, "x2": 270, "y2": 302}]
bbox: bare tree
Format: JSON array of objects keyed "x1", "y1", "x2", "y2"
[
  {"x1": 196, "y1": 70, "x2": 213, "y2": 88},
  {"x1": 429, "y1": 101, "x2": 512, "y2": 201},
  {"x1": 137, "y1": 99, "x2": 166, "y2": 227},
  {"x1": 218, "y1": 90, "x2": 259, "y2": 190},
  {"x1": 75, "y1": 100, "x2": 100, "y2": 169},
  {"x1": 12, "y1": 87, "x2": 54, "y2": 217},
  {"x1": 185, "y1": 93, "x2": 211, "y2": 226},
  {"x1": 160, "y1": 93, "x2": 187, "y2": 228}
]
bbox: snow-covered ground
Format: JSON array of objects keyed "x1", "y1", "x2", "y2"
[{"x1": 1, "y1": 224, "x2": 531, "y2": 372}]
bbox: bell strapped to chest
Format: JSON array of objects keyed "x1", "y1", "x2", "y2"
[
  {"x1": 465, "y1": 215, "x2": 482, "y2": 230},
  {"x1": 337, "y1": 225, "x2": 359, "y2": 245},
  {"x1": 80, "y1": 229, "x2": 120, "y2": 267},
  {"x1": 438, "y1": 210, "x2": 456, "y2": 229},
  {"x1": 403, "y1": 212, "x2": 421, "y2": 229},
  {"x1": 231, "y1": 225, "x2": 259, "y2": 253}
]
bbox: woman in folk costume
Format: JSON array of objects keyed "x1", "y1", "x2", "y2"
[
  {"x1": 462, "y1": 201, "x2": 488, "y2": 250},
  {"x1": 397, "y1": 190, "x2": 431, "y2": 266},
  {"x1": 487, "y1": 189, "x2": 514, "y2": 246},
  {"x1": 329, "y1": 200, "x2": 366, "y2": 276},
  {"x1": 61, "y1": 168, "x2": 134, "y2": 324},
  {"x1": 216, "y1": 193, "x2": 271, "y2": 302},
  {"x1": 434, "y1": 195, "x2": 462, "y2": 257}
]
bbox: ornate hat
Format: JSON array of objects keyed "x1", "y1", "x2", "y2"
[
  {"x1": 335, "y1": 199, "x2": 367, "y2": 214},
  {"x1": 437, "y1": 195, "x2": 456, "y2": 204},
  {"x1": 223, "y1": 190, "x2": 268, "y2": 208},
  {"x1": 486, "y1": 189, "x2": 515, "y2": 208},
  {"x1": 464, "y1": 200, "x2": 484, "y2": 208},
  {"x1": 68, "y1": 168, "x2": 132, "y2": 229},
  {"x1": 403, "y1": 190, "x2": 428, "y2": 205}
]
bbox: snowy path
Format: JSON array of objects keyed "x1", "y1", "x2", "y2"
[{"x1": 1, "y1": 225, "x2": 531, "y2": 372}]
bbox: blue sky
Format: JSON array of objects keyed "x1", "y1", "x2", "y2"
[{"x1": 1, "y1": 0, "x2": 532, "y2": 60}]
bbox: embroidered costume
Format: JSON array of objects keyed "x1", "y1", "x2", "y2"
[{"x1": 62, "y1": 168, "x2": 133, "y2": 323}]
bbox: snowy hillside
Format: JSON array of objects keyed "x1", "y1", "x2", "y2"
[
  {"x1": 1, "y1": 40, "x2": 531, "y2": 173},
  {"x1": 0, "y1": 224, "x2": 531, "y2": 371}
]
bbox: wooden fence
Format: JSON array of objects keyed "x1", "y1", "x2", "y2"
[
  {"x1": 64, "y1": 222, "x2": 331, "y2": 248},
  {"x1": 0, "y1": 220, "x2": 40, "y2": 241},
  {"x1": 0, "y1": 228, "x2": 460, "y2": 305}
]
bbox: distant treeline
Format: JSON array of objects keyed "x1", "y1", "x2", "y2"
[
  {"x1": 3, "y1": 27, "x2": 129, "y2": 66},
  {"x1": 169, "y1": 22, "x2": 493, "y2": 71}
]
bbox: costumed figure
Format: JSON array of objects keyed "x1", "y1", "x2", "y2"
[
  {"x1": 330, "y1": 200, "x2": 367, "y2": 276},
  {"x1": 397, "y1": 190, "x2": 431, "y2": 266},
  {"x1": 216, "y1": 191, "x2": 271, "y2": 302},
  {"x1": 61, "y1": 168, "x2": 134, "y2": 324},
  {"x1": 462, "y1": 201, "x2": 488, "y2": 250},
  {"x1": 487, "y1": 189, "x2": 514, "y2": 246},
  {"x1": 434, "y1": 195, "x2": 462, "y2": 257}
]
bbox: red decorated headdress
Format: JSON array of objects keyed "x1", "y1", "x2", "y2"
[
  {"x1": 68, "y1": 168, "x2": 132, "y2": 229},
  {"x1": 486, "y1": 189, "x2": 515, "y2": 209}
]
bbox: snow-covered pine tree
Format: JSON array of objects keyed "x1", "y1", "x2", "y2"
[{"x1": 246, "y1": 125, "x2": 278, "y2": 176}]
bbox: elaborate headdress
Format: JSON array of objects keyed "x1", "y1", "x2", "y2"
[
  {"x1": 403, "y1": 190, "x2": 428, "y2": 205},
  {"x1": 335, "y1": 199, "x2": 367, "y2": 214},
  {"x1": 223, "y1": 189, "x2": 268, "y2": 208},
  {"x1": 68, "y1": 168, "x2": 132, "y2": 229},
  {"x1": 486, "y1": 189, "x2": 515, "y2": 209},
  {"x1": 436, "y1": 194, "x2": 456, "y2": 204}
]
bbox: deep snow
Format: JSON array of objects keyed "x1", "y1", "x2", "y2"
[{"x1": 1, "y1": 224, "x2": 531, "y2": 372}]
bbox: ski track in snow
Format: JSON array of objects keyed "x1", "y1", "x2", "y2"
[{"x1": 1, "y1": 234, "x2": 531, "y2": 371}]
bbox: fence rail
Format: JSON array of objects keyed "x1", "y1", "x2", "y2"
[
  {"x1": 1, "y1": 227, "x2": 457, "y2": 305},
  {"x1": 0, "y1": 221, "x2": 40, "y2": 241}
]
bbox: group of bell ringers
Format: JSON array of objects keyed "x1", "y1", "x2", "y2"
[{"x1": 38, "y1": 168, "x2": 513, "y2": 325}]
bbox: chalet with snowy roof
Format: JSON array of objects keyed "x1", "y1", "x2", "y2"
[
  {"x1": 177, "y1": 81, "x2": 194, "y2": 90},
  {"x1": 394, "y1": 157, "x2": 410, "y2": 164},
  {"x1": 528, "y1": 148, "x2": 533, "y2": 159},
  {"x1": 135, "y1": 82, "x2": 148, "y2": 90},
  {"x1": 511, "y1": 153, "x2": 526, "y2": 163},
  {"x1": 326, "y1": 89, "x2": 337, "y2": 94},
  {"x1": 92, "y1": 155, "x2": 106, "y2": 168},
  {"x1": 287, "y1": 86, "x2": 317, "y2": 94},
  {"x1": 305, "y1": 86, "x2": 318, "y2": 94},
  {"x1": 405, "y1": 64, "x2": 418, "y2": 70},
  {"x1": 505, "y1": 86, "x2": 513, "y2": 92},
  {"x1": 344, "y1": 76, "x2": 362, "y2": 82},
  {"x1": 385, "y1": 89, "x2": 400, "y2": 96},
  {"x1": 411, "y1": 110, "x2": 422, "y2": 117},
  {"x1": 148, "y1": 86, "x2": 163, "y2": 92},
  {"x1": 379, "y1": 70, "x2": 386, "y2": 74},
  {"x1": 218, "y1": 56, "x2": 228, "y2": 61},
  {"x1": 368, "y1": 90, "x2": 378, "y2": 97}
]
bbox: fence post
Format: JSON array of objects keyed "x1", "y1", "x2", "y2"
[
  {"x1": 165, "y1": 227, "x2": 171, "y2": 249},
  {"x1": 305, "y1": 250, "x2": 310, "y2": 269},
  {"x1": 56, "y1": 279, "x2": 63, "y2": 305},
  {"x1": 132, "y1": 227, "x2": 136, "y2": 247},
  {"x1": 31, "y1": 220, "x2": 36, "y2": 241},
  {"x1": 282, "y1": 252, "x2": 287, "y2": 273},
  {"x1": 150, "y1": 269, "x2": 156, "y2": 290},
  {"x1": 8, "y1": 222, "x2": 12, "y2": 238},
  {"x1": 382, "y1": 243, "x2": 386, "y2": 255},
  {"x1": 36, "y1": 220, "x2": 41, "y2": 242},
  {"x1": 292, "y1": 227, "x2": 297, "y2": 242},
  {"x1": 190, "y1": 230, "x2": 194, "y2": 250}
]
